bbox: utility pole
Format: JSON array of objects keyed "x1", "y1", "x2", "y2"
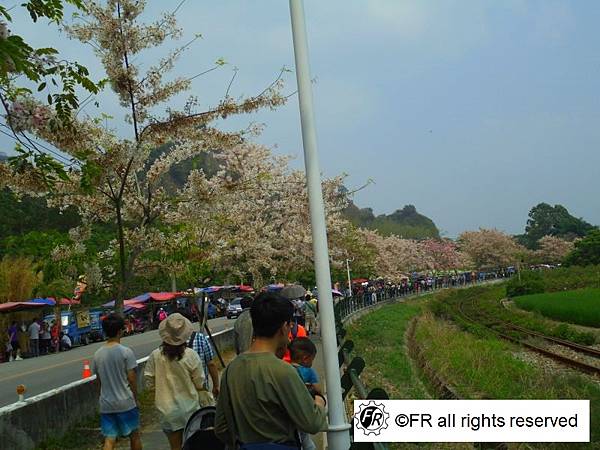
[{"x1": 289, "y1": 1, "x2": 351, "y2": 448}]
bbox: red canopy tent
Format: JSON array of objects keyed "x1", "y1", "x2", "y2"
[
  {"x1": 149, "y1": 292, "x2": 183, "y2": 302},
  {"x1": 0, "y1": 302, "x2": 47, "y2": 313}
]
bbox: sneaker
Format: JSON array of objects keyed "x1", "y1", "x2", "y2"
[{"x1": 15, "y1": 355, "x2": 23, "y2": 361}]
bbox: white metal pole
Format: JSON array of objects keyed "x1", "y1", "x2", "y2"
[
  {"x1": 346, "y1": 259, "x2": 352, "y2": 297},
  {"x1": 289, "y1": 1, "x2": 351, "y2": 448}
]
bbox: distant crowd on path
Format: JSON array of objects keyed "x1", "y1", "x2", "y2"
[
  {"x1": 5, "y1": 318, "x2": 71, "y2": 361},
  {"x1": 92, "y1": 286, "x2": 325, "y2": 450}
]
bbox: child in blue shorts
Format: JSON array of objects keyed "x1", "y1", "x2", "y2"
[
  {"x1": 289, "y1": 337, "x2": 324, "y2": 450},
  {"x1": 93, "y1": 313, "x2": 142, "y2": 450}
]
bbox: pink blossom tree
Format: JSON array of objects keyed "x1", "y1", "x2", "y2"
[
  {"x1": 534, "y1": 235, "x2": 575, "y2": 264},
  {"x1": 458, "y1": 228, "x2": 525, "y2": 269}
]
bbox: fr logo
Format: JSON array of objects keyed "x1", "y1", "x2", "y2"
[{"x1": 355, "y1": 401, "x2": 390, "y2": 436}]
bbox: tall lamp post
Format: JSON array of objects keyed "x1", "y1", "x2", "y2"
[{"x1": 289, "y1": 1, "x2": 351, "y2": 448}]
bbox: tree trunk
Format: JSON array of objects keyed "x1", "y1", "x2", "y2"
[
  {"x1": 115, "y1": 202, "x2": 127, "y2": 313},
  {"x1": 171, "y1": 273, "x2": 177, "y2": 292}
]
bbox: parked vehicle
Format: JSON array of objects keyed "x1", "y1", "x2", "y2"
[
  {"x1": 226, "y1": 298, "x2": 243, "y2": 319},
  {"x1": 44, "y1": 308, "x2": 105, "y2": 346}
]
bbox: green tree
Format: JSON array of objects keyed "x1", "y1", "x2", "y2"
[
  {"x1": 522, "y1": 203, "x2": 594, "y2": 249},
  {"x1": 0, "y1": 188, "x2": 80, "y2": 237},
  {"x1": 1, "y1": 1, "x2": 101, "y2": 187},
  {"x1": 564, "y1": 229, "x2": 600, "y2": 267}
]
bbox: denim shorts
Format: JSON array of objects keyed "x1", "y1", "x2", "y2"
[{"x1": 100, "y1": 407, "x2": 140, "y2": 438}]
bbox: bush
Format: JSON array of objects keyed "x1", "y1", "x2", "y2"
[
  {"x1": 506, "y1": 271, "x2": 545, "y2": 297},
  {"x1": 564, "y1": 229, "x2": 600, "y2": 267}
]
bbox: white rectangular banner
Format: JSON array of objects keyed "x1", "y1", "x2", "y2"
[{"x1": 353, "y1": 400, "x2": 589, "y2": 443}]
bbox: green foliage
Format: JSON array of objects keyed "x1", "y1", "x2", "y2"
[
  {"x1": 506, "y1": 271, "x2": 545, "y2": 297},
  {"x1": 0, "y1": 255, "x2": 41, "y2": 301},
  {"x1": 347, "y1": 299, "x2": 429, "y2": 399},
  {"x1": 1, "y1": 230, "x2": 69, "y2": 260},
  {"x1": 564, "y1": 229, "x2": 600, "y2": 267},
  {"x1": 431, "y1": 284, "x2": 596, "y2": 345},
  {"x1": 520, "y1": 202, "x2": 595, "y2": 249},
  {"x1": 414, "y1": 314, "x2": 600, "y2": 444},
  {"x1": 514, "y1": 288, "x2": 600, "y2": 328},
  {"x1": 527, "y1": 265, "x2": 600, "y2": 292},
  {"x1": 0, "y1": 188, "x2": 80, "y2": 237},
  {"x1": 344, "y1": 203, "x2": 440, "y2": 239}
]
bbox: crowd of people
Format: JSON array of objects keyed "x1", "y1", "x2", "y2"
[
  {"x1": 92, "y1": 287, "x2": 326, "y2": 450},
  {"x1": 5, "y1": 318, "x2": 72, "y2": 361}
]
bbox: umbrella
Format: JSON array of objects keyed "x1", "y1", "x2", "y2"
[
  {"x1": 198, "y1": 286, "x2": 223, "y2": 294},
  {"x1": 280, "y1": 284, "x2": 307, "y2": 300},
  {"x1": 265, "y1": 283, "x2": 285, "y2": 292}
]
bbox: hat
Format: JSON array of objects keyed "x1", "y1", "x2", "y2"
[{"x1": 159, "y1": 313, "x2": 193, "y2": 346}]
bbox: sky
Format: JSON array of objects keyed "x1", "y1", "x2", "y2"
[{"x1": 4, "y1": 0, "x2": 600, "y2": 237}]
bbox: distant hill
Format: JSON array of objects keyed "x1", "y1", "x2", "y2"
[{"x1": 344, "y1": 202, "x2": 440, "y2": 239}]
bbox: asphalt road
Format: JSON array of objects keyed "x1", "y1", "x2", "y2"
[{"x1": 0, "y1": 316, "x2": 232, "y2": 408}]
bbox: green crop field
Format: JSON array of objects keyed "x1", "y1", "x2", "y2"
[{"x1": 514, "y1": 288, "x2": 600, "y2": 328}]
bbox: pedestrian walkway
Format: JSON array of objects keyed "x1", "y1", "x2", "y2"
[
  {"x1": 89, "y1": 339, "x2": 328, "y2": 449},
  {"x1": 311, "y1": 335, "x2": 327, "y2": 450}
]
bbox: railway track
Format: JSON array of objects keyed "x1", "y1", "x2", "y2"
[{"x1": 455, "y1": 296, "x2": 600, "y2": 376}]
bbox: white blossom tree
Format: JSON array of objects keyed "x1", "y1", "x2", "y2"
[
  {"x1": 171, "y1": 143, "x2": 351, "y2": 287},
  {"x1": 1, "y1": 0, "x2": 287, "y2": 310}
]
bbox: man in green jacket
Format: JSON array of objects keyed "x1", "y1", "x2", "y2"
[{"x1": 215, "y1": 291, "x2": 327, "y2": 448}]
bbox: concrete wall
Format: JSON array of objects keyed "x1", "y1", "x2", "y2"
[{"x1": 0, "y1": 327, "x2": 234, "y2": 450}]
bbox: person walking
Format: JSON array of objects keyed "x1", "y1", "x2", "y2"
[
  {"x1": 233, "y1": 296, "x2": 253, "y2": 355},
  {"x1": 18, "y1": 322, "x2": 29, "y2": 357},
  {"x1": 50, "y1": 320, "x2": 60, "y2": 353},
  {"x1": 215, "y1": 291, "x2": 327, "y2": 448},
  {"x1": 92, "y1": 313, "x2": 142, "y2": 450},
  {"x1": 304, "y1": 296, "x2": 318, "y2": 336},
  {"x1": 189, "y1": 328, "x2": 220, "y2": 405},
  {"x1": 28, "y1": 319, "x2": 41, "y2": 357},
  {"x1": 144, "y1": 313, "x2": 206, "y2": 450},
  {"x1": 7, "y1": 321, "x2": 19, "y2": 361},
  {"x1": 40, "y1": 322, "x2": 51, "y2": 355}
]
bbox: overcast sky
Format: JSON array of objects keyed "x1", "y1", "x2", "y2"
[{"x1": 5, "y1": 0, "x2": 600, "y2": 237}]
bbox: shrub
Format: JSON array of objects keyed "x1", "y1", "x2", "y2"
[{"x1": 506, "y1": 271, "x2": 545, "y2": 297}]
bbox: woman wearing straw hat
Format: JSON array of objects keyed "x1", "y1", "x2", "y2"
[{"x1": 144, "y1": 313, "x2": 207, "y2": 450}]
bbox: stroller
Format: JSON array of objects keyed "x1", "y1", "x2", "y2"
[{"x1": 182, "y1": 406, "x2": 224, "y2": 450}]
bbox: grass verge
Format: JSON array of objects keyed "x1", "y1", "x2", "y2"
[
  {"x1": 346, "y1": 299, "x2": 473, "y2": 450},
  {"x1": 346, "y1": 299, "x2": 428, "y2": 400},
  {"x1": 514, "y1": 288, "x2": 600, "y2": 328},
  {"x1": 414, "y1": 313, "x2": 600, "y2": 448}
]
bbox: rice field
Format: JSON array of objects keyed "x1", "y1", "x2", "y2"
[{"x1": 514, "y1": 288, "x2": 600, "y2": 328}]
